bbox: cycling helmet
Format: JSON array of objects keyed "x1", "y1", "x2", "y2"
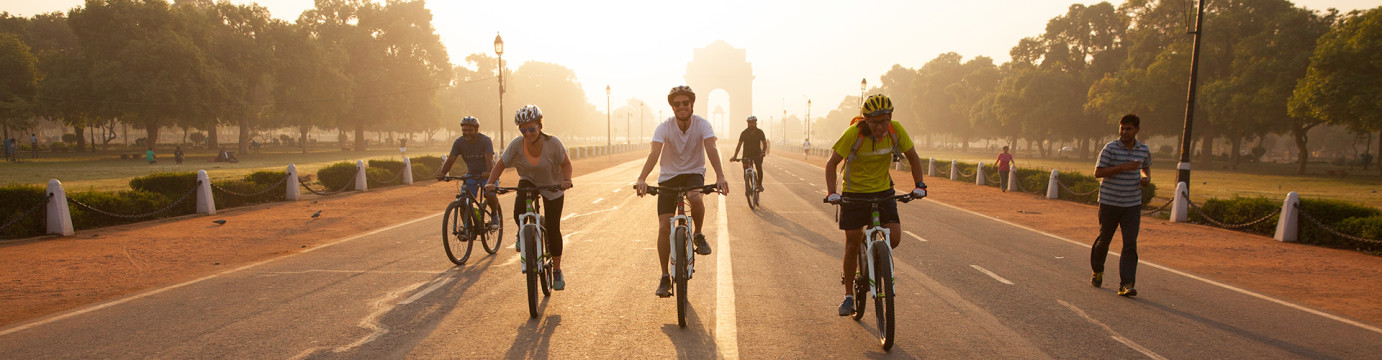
[
  {"x1": 459, "y1": 116, "x2": 479, "y2": 127},
  {"x1": 666, "y1": 85, "x2": 696, "y2": 105},
  {"x1": 861, "y1": 94, "x2": 894, "y2": 117},
  {"x1": 746, "y1": 115, "x2": 758, "y2": 122},
  {"x1": 514, "y1": 105, "x2": 543, "y2": 125}
]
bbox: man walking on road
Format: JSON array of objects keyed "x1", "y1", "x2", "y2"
[
  {"x1": 634, "y1": 85, "x2": 730, "y2": 298},
  {"x1": 995, "y1": 146, "x2": 1015, "y2": 192},
  {"x1": 1090, "y1": 114, "x2": 1152, "y2": 297}
]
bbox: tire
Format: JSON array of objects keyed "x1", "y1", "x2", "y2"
[
  {"x1": 538, "y1": 228, "x2": 551, "y2": 297},
  {"x1": 481, "y1": 202, "x2": 504, "y2": 254},
  {"x1": 852, "y1": 244, "x2": 869, "y2": 321},
  {"x1": 524, "y1": 225, "x2": 540, "y2": 318},
  {"x1": 873, "y1": 245, "x2": 896, "y2": 351},
  {"x1": 744, "y1": 171, "x2": 757, "y2": 209},
  {"x1": 674, "y1": 228, "x2": 690, "y2": 328},
  {"x1": 750, "y1": 171, "x2": 760, "y2": 208},
  {"x1": 442, "y1": 201, "x2": 474, "y2": 265}
]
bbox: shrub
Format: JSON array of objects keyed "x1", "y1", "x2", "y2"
[
  {"x1": 67, "y1": 189, "x2": 180, "y2": 229},
  {"x1": 316, "y1": 162, "x2": 358, "y2": 191},
  {"x1": 1332, "y1": 216, "x2": 1382, "y2": 253},
  {"x1": 0, "y1": 185, "x2": 50, "y2": 239},
  {"x1": 61, "y1": 133, "x2": 77, "y2": 143},
  {"x1": 365, "y1": 167, "x2": 398, "y2": 188},
  {"x1": 49, "y1": 142, "x2": 68, "y2": 152},
  {"x1": 1297, "y1": 198, "x2": 1381, "y2": 250},
  {"x1": 129, "y1": 172, "x2": 199, "y2": 215},
  {"x1": 214, "y1": 170, "x2": 288, "y2": 208},
  {"x1": 368, "y1": 159, "x2": 405, "y2": 174},
  {"x1": 1188, "y1": 196, "x2": 1280, "y2": 236},
  {"x1": 411, "y1": 163, "x2": 435, "y2": 181},
  {"x1": 411, "y1": 155, "x2": 443, "y2": 174}
]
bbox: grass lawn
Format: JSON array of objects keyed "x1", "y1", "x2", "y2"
[{"x1": 916, "y1": 148, "x2": 1382, "y2": 209}]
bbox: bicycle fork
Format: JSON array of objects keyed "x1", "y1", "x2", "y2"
[
  {"x1": 517, "y1": 213, "x2": 545, "y2": 273},
  {"x1": 669, "y1": 217, "x2": 695, "y2": 280},
  {"x1": 859, "y1": 228, "x2": 894, "y2": 299}
]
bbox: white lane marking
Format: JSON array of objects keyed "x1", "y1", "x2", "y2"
[
  {"x1": 561, "y1": 206, "x2": 620, "y2": 221},
  {"x1": 715, "y1": 195, "x2": 739, "y2": 359},
  {"x1": 903, "y1": 230, "x2": 928, "y2": 242},
  {"x1": 399, "y1": 277, "x2": 455, "y2": 305},
  {"x1": 612, "y1": 188, "x2": 622, "y2": 193},
  {"x1": 0, "y1": 213, "x2": 439, "y2": 337},
  {"x1": 970, "y1": 265, "x2": 1014, "y2": 285},
  {"x1": 1059, "y1": 300, "x2": 1169, "y2": 360},
  {"x1": 592, "y1": 198, "x2": 604, "y2": 204},
  {"x1": 926, "y1": 199, "x2": 1382, "y2": 335}
]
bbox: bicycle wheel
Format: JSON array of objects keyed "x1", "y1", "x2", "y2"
[
  {"x1": 744, "y1": 171, "x2": 756, "y2": 209},
  {"x1": 674, "y1": 228, "x2": 690, "y2": 328},
  {"x1": 538, "y1": 229, "x2": 552, "y2": 297},
  {"x1": 750, "y1": 171, "x2": 760, "y2": 208},
  {"x1": 481, "y1": 202, "x2": 504, "y2": 254},
  {"x1": 523, "y1": 225, "x2": 541, "y2": 318},
  {"x1": 852, "y1": 244, "x2": 869, "y2": 321},
  {"x1": 442, "y1": 201, "x2": 474, "y2": 265},
  {"x1": 873, "y1": 244, "x2": 896, "y2": 351}
]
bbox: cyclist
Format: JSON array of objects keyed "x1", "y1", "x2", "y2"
[
  {"x1": 823, "y1": 94, "x2": 928, "y2": 316},
  {"x1": 485, "y1": 105, "x2": 574, "y2": 290},
  {"x1": 634, "y1": 85, "x2": 730, "y2": 298},
  {"x1": 436, "y1": 116, "x2": 500, "y2": 225},
  {"x1": 729, "y1": 115, "x2": 769, "y2": 192}
]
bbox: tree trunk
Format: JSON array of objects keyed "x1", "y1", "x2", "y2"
[
  {"x1": 1376, "y1": 130, "x2": 1381, "y2": 176},
  {"x1": 1230, "y1": 137, "x2": 1243, "y2": 169},
  {"x1": 1200, "y1": 136, "x2": 1215, "y2": 170},
  {"x1": 300, "y1": 126, "x2": 310, "y2": 154},
  {"x1": 74, "y1": 125, "x2": 86, "y2": 153},
  {"x1": 354, "y1": 124, "x2": 366, "y2": 152},
  {"x1": 208, "y1": 125, "x2": 219, "y2": 150},
  {"x1": 238, "y1": 117, "x2": 249, "y2": 155},
  {"x1": 146, "y1": 125, "x2": 160, "y2": 150},
  {"x1": 1295, "y1": 126, "x2": 1311, "y2": 175}
]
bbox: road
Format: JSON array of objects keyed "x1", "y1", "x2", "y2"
[{"x1": 1, "y1": 153, "x2": 1379, "y2": 359}]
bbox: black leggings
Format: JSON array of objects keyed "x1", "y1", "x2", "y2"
[
  {"x1": 743, "y1": 156, "x2": 764, "y2": 188},
  {"x1": 514, "y1": 180, "x2": 565, "y2": 257}
]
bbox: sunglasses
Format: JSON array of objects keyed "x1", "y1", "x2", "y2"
[
  {"x1": 672, "y1": 100, "x2": 692, "y2": 107},
  {"x1": 520, "y1": 126, "x2": 540, "y2": 134}
]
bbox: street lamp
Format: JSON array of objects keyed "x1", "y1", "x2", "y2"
[
  {"x1": 806, "y1": 98, "x2": 812, "y2": 145},
  {"x1": 494, "y1": 33, "x2": 505, "y2": 151},
  {"x1": 606, "y1": 85, "x2": 611, "y2": 159},
  {"x1": 1176, "y1": 0, "x2": 1207, "y2": 189},
  {"x1": 860, "y1": 78, "x2": 867, "y2": 108}
]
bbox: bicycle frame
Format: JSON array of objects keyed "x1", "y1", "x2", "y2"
[
  {"x1": 515, "y1": 193, "x2": 545, "y2": 273},
  {"x1": 858, "y1": 203, "x2": 893, "y2": 300},
  {"x1": 669, "y1": 194, "x2": 695, "y2": 280}
]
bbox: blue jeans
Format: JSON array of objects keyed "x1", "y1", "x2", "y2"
[
  {"x1": 1091, "y1": 203, "x2": 1141, "y2": 286},
  {"x1": 463, "y1": 178, "x2": 487, "y2": 199}
]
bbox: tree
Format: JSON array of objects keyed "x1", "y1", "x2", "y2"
[
  {"x1": 1290, "y1": 7, "x2": 1382, "y2": 174},
  {"x1": 264, "y1": 20, "x2": 350, "y2": 153},
  {"x1": 0, "y1": 32, "x2": 39, "y2": 138}
]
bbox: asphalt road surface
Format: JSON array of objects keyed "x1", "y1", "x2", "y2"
[{"x1": 2, "y1": 154, "x2": 1379, "y2": 359}]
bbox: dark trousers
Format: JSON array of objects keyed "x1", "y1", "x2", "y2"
[
  {"x1": 998, "y1": 170, "x2": 1010, "y2": 191},
  {"x1": 1091, "y1": 203, "x2": 1141, "y2": 286},
  {"x1": 514, "y1": 180, "x2": 565, "y2": 257}
]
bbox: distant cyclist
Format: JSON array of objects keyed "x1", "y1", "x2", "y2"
[
  {"x1": 485, "y1": 105, "x2": 575, "y2": 290},
  {"x1": 436, "y1": 116, "x2": 500, "y2": 224},
  {"x1": 823, "y1": 94, "x2": 928, "y2": 316},
  {"x1": 634, "y1": 85, "x2": 730, "y2": 298},
  {"x1": 730, "y1": 115, "x2": 769, "y2": 192}
]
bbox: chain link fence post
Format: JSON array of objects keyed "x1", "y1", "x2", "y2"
[
  {"x1": 46, "y1": 179, "x2": 74, "y2": 235},
  {"x1": 1007, "y1": 167, "x2": 1019, "y2": 192},
  {"x1": 286, "y1": 164, "x2": 300, "y2": 201},
  {"x1": 976, "y1": 162, "x2": 986, "y2": 186},
  {"x1": 403, "y1": 157, "x2": 414, "y2": 185},
  {"x1": 928, "y1": 157, "x2": 936, "y2": 177},
  {"x1": 1273, "y1": 191, "x2": 1299, "y2": 242},
  {"x1": 355, "y1": 160, "x2": 368, "y2": 192},
  {"x1": 196, "y1": 170, "x2": 216, "y2": 215},
  {"x1": 950, "y1": 160, "x2": 958, "y2": 181},
  {"x1": 1046, "y1": 169, "x2": 1060, "y2": 199},
  {"x1": 1170, "y1": 181, "x2": 1189, "y2": 223}
]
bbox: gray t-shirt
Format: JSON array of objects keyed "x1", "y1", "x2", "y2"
[
  {"x1": 448, "y1": 135, "x2": 494, "y2": 176},
  {"x1": 501, "y1": 135, "x2": 569, "y2": 200}
]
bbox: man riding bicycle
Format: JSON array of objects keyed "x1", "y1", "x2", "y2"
[
  {"x1": 437, "y1": 116, "x2": 500, "y2": 224},
  {"x1": 730, "y1": 115, "x2": 769, "y2": 192},
  {"x1": 634, "y1": 85, "x2": 730, "y2": 298},
  {"x1": 823, "y1": 94, "x2": 928, "y2": 316}
]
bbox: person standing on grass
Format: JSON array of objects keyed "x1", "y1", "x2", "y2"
[
  {"x1": 4, "y1": 138, "x2": 15, "y2": 162},
  {"x1": 30, "y1": 134, "x2": 38, "y2": 159},
  {"x1": 174, "y1": 146, "x2": 185, "y2": 165},
  {"x1": 1089, "y1": 114, "x2": 1152, "y2": 297},
  {"x1": 995, "y1": 146, "x2": 1016, "y2": 192}
]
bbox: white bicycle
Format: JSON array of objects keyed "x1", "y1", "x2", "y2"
[
  {"x1": 730, "y1": 157, "x2": 761, "y2": 209},
  {"x1": 640, "y1": 184, "x2": 719, "y2": 327},
  {"x1": 826, "y1": 193, "x2": 918, "y2": 351},
  {"x1": 494, "y1": 184, "x2": 564, "y2": 319}
]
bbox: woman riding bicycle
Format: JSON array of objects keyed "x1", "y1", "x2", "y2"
[
  {"x1": 485, "y1": 105, "x2": 575, "y2": 291},
  {"x1": 823, "y1": 94, "x2": 928, "y2": 316}
]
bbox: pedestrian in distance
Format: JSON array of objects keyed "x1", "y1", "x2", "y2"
[
  {"x1": 1090, "y1": 114, "x2": 1152, "y2": 297},
  {"x1": 174, "y1": 146, "x2": 184, "y2": 165},
  {"x1": 4, "y1": 138, "x2": 16, "y2": 162},
  {"x1": 145, "y1": 147, "x2": 157, "y2": 165},
  {"x1": 995, "y1": 145, "x2": 1016, "y2": 192},
  {"x1": 29, "y1": 134, "x2": 38, "y2": 159}
]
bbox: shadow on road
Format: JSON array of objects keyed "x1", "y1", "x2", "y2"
[
  {"x1": 659, "y1": 304, "x2": 719, "y2": 358},
  {"x1": 1139, "y1": 298, "x2": 1332, "y2": 359},
  {"x1": 501, "y1": 314, "x2": 563, "y2": 359}
]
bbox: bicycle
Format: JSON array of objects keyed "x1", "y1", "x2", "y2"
[
  {"x1": 494, "y1": 184, "x2": 564, "y2": 319},
  {"x1": 730, "y1": 157, "x2": 761, "y2": 209},
  {"x1": 441, "y1": 175, "x2": 504, "y2": 265},
  {"x1": 825, "y1": 193, "x2": 918, "y2": 351},
  {"x1": 638, "y1": 184, "x2": 720, "y2": 327}
]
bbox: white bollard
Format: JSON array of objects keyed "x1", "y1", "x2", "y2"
[
  {"x1": 928, "y1": 158, "x2": 936, "y2": 177},
  {"x1": 355, "y1": 160, "x2": 368, "y2": 192},
  {"x1": 1274, "y1": 191, "x2": 1299, "y2": 242},
  {"x1": 1170, "y1": 181, "x2": 1189, "y2": 223},
  {"x1": 286, "y1": 164, "x2": 300, "y2": 201},
  {"x1": 402, "y1": 157, "x2": 414, "y2": 185},
  {"x1": 440, "y1": 154, "x2": 447, "y2": 163},
  {"x1": 1046, "y1": 169, "x2": 1060, "y2": 199},
  {"x1": 950, "y1": 160, "x2": 959, "y2": 181},
  {"x1": 196, "y1": 170, "x2": 216, "y2": 215},
  {"x1": 976, "y1": 162, "x2": 986, "y2": 186},
  {"x1": 1007, "y1": 167, "x2": 1019, "y2": 192},
  {"x1": 46, "y1": 179, "x2": 74, "y2": 236}
]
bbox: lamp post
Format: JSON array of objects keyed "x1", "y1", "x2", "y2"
[
  {"x1": 806, "y1": 98, "x2": 812, "y2": 145},
  {"x1": 860, "y1": 78, "x2": 867, "y2": 108},
  {"x1": 1176, "y1": 0, "x2": 1207, "y2": 189},
  {"x1": 606, "y1": 85, "x2": 611, "y2": 159},
  {"x1": 494, "y1": 33, "x2": 505, "y2": 151}
]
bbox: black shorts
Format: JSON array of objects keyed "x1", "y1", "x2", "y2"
[
  {"x1": 838, "y1": 189, "x2": 900, "y2": 230},
  {"x1": 657, "y1": 174, "x2": 705, "y2": 215}
]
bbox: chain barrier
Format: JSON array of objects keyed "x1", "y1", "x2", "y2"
[
  {"x1": 67, "y1": 181, "x2": 201, "y2": 219},
  {"x1": 0, "y1": 193, "x2": 52, "y2": 233},
  {"x1": 986, "y1": 170, "x2": 1002, "y2": 184},
  {"x1": 299, "y1": 176, "x2": 356, "y2": 196},
  {"x1": 934, "y1": 166, "x2": 951, "y2": 177},
  {"x1": 957, "y1": 168, "x2": 977, "y2": 178},
  {"x1": 1185, "y1": 198, "x2": 1281, "y2": 229},
  {"x1": 211, "y1": 176, "x2": 288, "y2": 198},
  {"x1": 1057, "y1": 180, "x2": 1099, "y2": 196},
  {"x1": 1297, "y1": 204, "x2": 1382, "y2": 245},
  {"x1": 366, "y1": 169, "x2": 404, "y2": 185},
  {"x1": 1141, "y1": 199, "x2": 1174, "y2": 215},
  {"x1": 1014, "y1": 175, "x2": 1030, "y2": 192}
]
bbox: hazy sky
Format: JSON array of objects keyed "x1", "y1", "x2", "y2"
[{"x1": 4, "y1": 0, "x2": 1376, "y2": 123}]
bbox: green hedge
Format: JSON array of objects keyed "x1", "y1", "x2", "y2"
[
  {"x1": 129, "y1": 172, "x2": 199, "y2": 215},
  {"x1": 68, "y1": 189, "x2": 175, "y2": 230},
  {"x1": 368, "y1": 159, "x2": 405, "y2": 174},
  {"x1": 365, "y1": 167, "x2": 397, "y2": 188},
  {"x1": 213, "y1": 170, "x2": 287, "y2": 208},
  {"x1": 934, "y1": 160, "x2": 1155, "y2": 206},
  {"x1": 411, "y1": 155, "x2": 443, "y2": 174},
  {"x1": 1190, "y1": 197, "x2": 1280, "y2": 236},
  {"x1": 316, "y1": 162, "x2": 358, "y2": 191},
  {"x1": 0, "y1": 185, "x2": 50, "y2": 239},
  {"x1": 411, "y1": 163, "x2": 435, "y2": 181},
  {"x1": 1187, "y1": 196, "x2": 1380, "y2": 252}
]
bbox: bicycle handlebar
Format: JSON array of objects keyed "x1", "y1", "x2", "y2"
[
  {"x1": 637, "y1": 184, "x2": 720, "y2": 196},
  {"x1": 441, "y1": 174, "x2": 487, "y2": 182},
  {"x1": 493, "y1": 185, "x2": 565, "y2": 195},
  {"x1": 824, "y1": 194, "x2": 916, "y2": 205}
]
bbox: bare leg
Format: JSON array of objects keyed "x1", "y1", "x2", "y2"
[
  {"x1": 842, "y1": 229, "x2": 864, "y2": 295},
  {"x1": 688, "y1": 193, "x2": 706, "y2": 235},
  {"x1": 657, "y1": 214, "x2": 672, "y2": 275},
  {"x1": 884, "y1": 223, "x2": 903, "y2": 249}
]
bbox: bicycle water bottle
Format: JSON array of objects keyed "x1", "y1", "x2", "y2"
[{"x1": 472, "y1": 207, "x2": 482, "y2": 225}]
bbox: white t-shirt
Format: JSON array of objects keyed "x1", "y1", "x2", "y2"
[{"x1": 652, "y1": 115, "x2": 716, "y2": 182}]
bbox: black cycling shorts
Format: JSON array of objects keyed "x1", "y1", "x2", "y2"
[
  {"x1": 838, "y1": 189, "x2": 900, "y2": 230},
  {"x1": 657, "y1": 174, "x2": 705, "y2": 215}
]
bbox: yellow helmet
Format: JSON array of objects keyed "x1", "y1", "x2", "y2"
[{"x1": 861, "y1": 94, "x2": 893, "y2": 117}]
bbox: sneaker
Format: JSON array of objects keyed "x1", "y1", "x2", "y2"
[
  {"x1": 552, "y1": 270, "x2": 566, "y2": 291},
  {"x1": 1091, "y1": 272, "x2": 1103, "y2": 288},
  {"x1": 655, "y1": 274, "x2": 673, "y2": 298},
  {"x1": 838, "y1": 296, "x2": 855, "y2": 316},
  {"x1": 693, "y1": 234, "x2": 712, "y2": 255},
  {"x1": 1118, "y1": 283, "x2": 1138, "y2": 297}
]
